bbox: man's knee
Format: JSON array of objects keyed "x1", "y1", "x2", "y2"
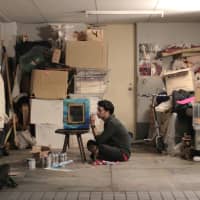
[{"x1": 87, "y1": 140, "x2": 98, "y2": 152}]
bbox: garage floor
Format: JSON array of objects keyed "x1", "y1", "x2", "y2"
[{"x1": 0, "y1": 144, "x2": 200, "y2": 199}]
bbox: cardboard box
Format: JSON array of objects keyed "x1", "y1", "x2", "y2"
[
  {"x1": 30, "y1": 99, "x2": 63, "y2": 126},
  {"x1": 31, "y1": 145, "x2": 51, "y2": 164},
  {"x1": 195, "y1": 86, "x2": 200, "y2": 102},
  {"x1": 31, "y1": 145, "x2": 50, "y2": 155},
  {"x1": 194, "y1": 72, "x2": 200, "y2": 102},
  {"x1": 31, "y1": 69, "x2": 68, "y2": 99},
  {"x1": 66, "y1": 41, "x2": 107, "y2": 69},
  {"x1": 163, "y1": 68, "x2": 194, "y2": 95},
  {"x1": 86, "y1": 29, "x2": 103, "y2": 41}
]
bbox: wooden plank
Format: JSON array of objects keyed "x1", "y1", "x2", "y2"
[
  {"x1": 54, "y1": 192, "x2": 67, "y2": 200},
  {"x1": 19, "y1": 192, "x2": 33, "y2": 200},
  {"x1": 103, "y1": 192, "x2": 114, "y2": 200},
  {"x1": 90, "y1": 192, "x2": 102, "y2": 200},
  {"x1": 78, "y1": 192, "x2": 90, "y2": 200},
  {"x1": 172, "y1": 191, "x2": 187, "y2": 200},
  {"x1": 0, "y1": 192, "x2": 14, "y2": 200},
  {"x1": 184, "y1": 191, "x2": 198, "y2": 200},
  {"x1": 195, "y1": 191, "x2": 200, "y2": 199},
  {"x1": 138, "y1": 192, "x2": 150, "y2": 200},
  {"x1": 126, "y1": 192, "x2": 138, "y2": 200},
  {"x1": 114, "y1": 192, "x2": 126, "y2": 200},
  {"x1": 6, "y1": 192, "x2": 21, "y2": 200},
  {"x1": 67, "y1": 192, "x2": 79, "y2": 200},
  {"x1": 42, "y1": 192, "x2": 56, "y2": 200},
  {"x1": 29, "y1": 192, "x2": 44, "y2": 200},
  {"x1": 161, "y1": 192, "x2": 175, "y2": 200},
  {"x1": 149, "y1": 192, "x2": 162, "y2": 200}
]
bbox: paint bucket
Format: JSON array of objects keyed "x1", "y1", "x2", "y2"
[
  {"x1": 193, "y1": 156, "x2": 200, "y2": 162},
  {"x1": 27, "y1": 158, "x2": 36, "y2": 169}
]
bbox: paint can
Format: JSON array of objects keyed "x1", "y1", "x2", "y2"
[
  {"x1": 27, "y1": 158, "x2": 36, "y2": 169},
  {"x1": 51, "y1": 153, "x2": 55, "y2": 166},
  {"x1": 46, "y1": 154, "x2": 52, "y2": 168},
  {"x1": 55, "y1": 153, "x2": 59, "y2": 164},
  {"x1": 193, "y1": 156, "x2": 200, "y2": 162}
]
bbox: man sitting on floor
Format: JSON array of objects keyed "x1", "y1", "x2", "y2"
[{"x1": 87, "y1": 100, "x2": 131, "y2": 162}]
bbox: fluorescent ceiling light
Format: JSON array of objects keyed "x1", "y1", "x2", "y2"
[
  {"x1": 157, "y1": 0, "x2": 200, "y2": 11},
  {"x1": 85, "y1": 10, "x2": 164, "y2": 17}
]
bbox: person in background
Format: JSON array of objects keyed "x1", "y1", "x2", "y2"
[{"x1": 87, "y1": 100, "x2": 131, "y2": 162}]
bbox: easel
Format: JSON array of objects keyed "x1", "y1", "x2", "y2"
[
  {"x1": 55, "y1": 129, "x2": 89, "y2": 162},
  {"x1": 1, "y1": 45, "x2": 18, "y2": 147}
]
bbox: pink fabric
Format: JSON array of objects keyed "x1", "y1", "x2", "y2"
[
  {"x1": 176, "y1": 97, "x2": 195, "y2": 105},
  {"x1": 122, "y1": 153, "x2": 129, "y2": 161},
  {"x1": 92, "y1": 160, "x2": 119, "y2": 165}
]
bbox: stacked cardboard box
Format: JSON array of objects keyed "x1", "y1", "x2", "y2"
[
  {"x1": 30, "y1": 69, "x2": 68, "y2": 149},
  {"x1": 66, "y1": 41, "x2": 108, "y2": 70},
  {"x1": 31, "y1": 69, "x2": 68, "y2": 99},
  {"x1": 163, "y1": 68, "x2": 194, "y2": 95}
]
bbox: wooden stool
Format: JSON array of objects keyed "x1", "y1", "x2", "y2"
[{"x1": 55, "y1": 129, "x2": 89, "y2": 162}]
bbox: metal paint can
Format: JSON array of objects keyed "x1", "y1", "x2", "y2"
[
  {"x1": 47, "y1": 154, "x2": 52, "y2": 168},
  {"x1": 55, "y1": 153, "x2": 59, "y2": 164},
  {"x1": 27, "y1": 158, "x2": 36, "y2": 170},
  {"x1": 64, "y1": 153, "x2": 67, "y2": 161}
]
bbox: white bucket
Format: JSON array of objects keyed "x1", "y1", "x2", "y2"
[
  {"x1": 193, "y1": 156, "x2": 200, "y2": 162},
  {"x1": 27, "y1": 158, "x2": 36, "y2": 169}
]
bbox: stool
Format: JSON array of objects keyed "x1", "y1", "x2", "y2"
[{"x1": 55, "y1": 129, "x2": 89, "y2": 162}]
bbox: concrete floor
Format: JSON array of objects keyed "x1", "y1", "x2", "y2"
[{"x1": 0, "y1": 144, "x2": 200, "y2": 199}]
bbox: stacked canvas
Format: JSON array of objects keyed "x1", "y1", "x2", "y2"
[{"x1": 30, "y1": 99, "x2": 65, "y2": 149}]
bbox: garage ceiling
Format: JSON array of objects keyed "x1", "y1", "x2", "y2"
[{"x1": 0, "y1": 0, "x2": 200, "y2": 24}]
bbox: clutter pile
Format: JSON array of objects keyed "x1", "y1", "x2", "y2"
[{"x1": 140, "y1": 42, "x2": 200, "y2": 160}]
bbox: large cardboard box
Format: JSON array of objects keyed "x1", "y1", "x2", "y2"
[
  {"x1": 195, "y1": 85, "x2": 200, "y2": 102},
  {"x1": 194, "y1": 72, "x2": 200, "y2": 102},
  {"x1": 31, "y1": 69, "x2": 68, "y2": 99},
  {"x1": 163, "y1": 68, "x2": 194, "y2": 95},
  {"x1": 86, "y1": 29, "x2": 103, "y2": 41},
  {"x1": 66, "y1": 41, "x2": 107, "y2": 69},
  {"x1": 30, "y1": 99, "x2": 63, "y2": 126}
]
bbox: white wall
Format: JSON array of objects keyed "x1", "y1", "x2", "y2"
[
  {"x1": 0, "y1": 22, "x2": 17, "y2": 58},
  {"x1": 137, "y1": 23, "x2": 200, "y2": 45}
]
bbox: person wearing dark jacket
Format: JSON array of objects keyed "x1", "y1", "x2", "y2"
[{"x1": 87, "y1": 100, "x2": 131, "y2": 162}]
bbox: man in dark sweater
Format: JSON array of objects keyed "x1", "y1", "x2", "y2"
[{"x1": 87, "y1": 100, "x2": 131, "y2": 162}]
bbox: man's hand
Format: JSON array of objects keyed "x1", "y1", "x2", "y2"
[{"x1": 90, "y1": 114, "x2": 96, "y2": 126}]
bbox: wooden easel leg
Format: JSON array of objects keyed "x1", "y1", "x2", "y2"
[
  {"x1": 79, "y1": 135, "x2": 86, "y2": 161},
  {"x1": 62, "y1": 135, "x2": 69, "y2": 153},
  {"x1": 77, "y1": 134, "x2": 86, "y2": 162}
]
